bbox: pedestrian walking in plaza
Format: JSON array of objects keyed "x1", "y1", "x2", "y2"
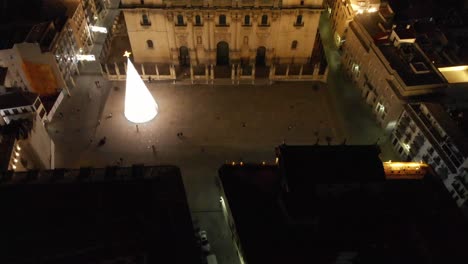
[
  {"x1": 136, "y1": 125, "x2": 139, "y2": 132},
  {"x1": 148, "y1": 76, "x2": 152, "y2": 83},
  {"x1": 97, "y1": 119, "x2": 101, "y2": 126},
  {"x1": 106, "y1": 113, "x2": 112, "y2": 119}
]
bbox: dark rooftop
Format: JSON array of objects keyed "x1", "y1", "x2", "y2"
[
  {"x1": 355, "y1": 13, "x2": 446, "y2": 88},
  {"x1": 0, "y1": 166, "x2": 200, "y2": 264},
  {"x1": 219, "y1": 145, "x2": 468, "y2": 264},
  {"x1": 379, "y1": 43, "x2": 445, "y2": 86},
  {"x1": 278, "y1": 144, "x2": 385, "y2": 187},
  {"x1": 425, "y1": 103, "x2": 468, "y2": 157},
  {"x1": 0, "y1": 91, "x2": 37, "y2": 110}
]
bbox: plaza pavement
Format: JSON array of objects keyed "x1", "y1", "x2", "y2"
[{"x1": 49, "y1": 79, "x2": 342, "y2": 264}]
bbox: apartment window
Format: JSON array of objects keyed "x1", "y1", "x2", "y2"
[
  {"x1": 300, "y1": 0, "x2": 304, "y2": 5},
  {"x1": 141, "y1": 14, "x2": 150, "y2": 25},
  {"x1": 195, "y1": 15, "x2": 201, "y2": 25},
  {"x1": 140, "y1": 0, "x2": 144, "y2": 4},
  {"x1": 177, "y1": 15, "x2": 184, "y2": 26},
  {"x1": 244, "y1": 15, "x2": 250, "y2": 25},
  {"x1": 147, "y1": 40, "x2": 154, "y2": 49},
  {"x1": 291, "y1": 40, "x2": 298, "y2": 50},
  {"x1": 295, "y1": 15, "x2": 303, "y2": 26},
  {"x1": 219, "y1": 15, "x2": 226, "y2": 25},
  {"x1": 261, "y1": 15, "x2": 268, "y2": 25},
  {"x1": 12, "y1": 109, "x2": 19, "y2": 115}
]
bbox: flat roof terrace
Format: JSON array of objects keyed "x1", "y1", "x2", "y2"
[{"x1": 378, "y1": 42, "x2": 445, "y2": 87}]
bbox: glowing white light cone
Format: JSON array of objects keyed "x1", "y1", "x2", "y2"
[{"x1": 124, "y1": 57, "x2": 158, "y2": 123}]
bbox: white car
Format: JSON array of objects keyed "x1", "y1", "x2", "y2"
[{"x1": 199, "y1": 230, "x2": 211, "y2": 253}]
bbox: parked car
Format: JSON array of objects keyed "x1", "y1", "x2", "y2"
[{"x1": 199, "y1": 230, "x2": 211, "y2": 253}]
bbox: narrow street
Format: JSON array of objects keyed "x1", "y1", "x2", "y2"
[{"x1": 319, "y1": 12, "x2": 398, "y2": 160}]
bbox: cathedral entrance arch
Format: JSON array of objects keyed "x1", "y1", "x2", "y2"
[
  {"x1": 256, "y1": 46, "x2": 266, "y2": 66},
  {"x1": 179, "y1": 46, "x2": 190, "y2": 66},
  {"x1": 216, "y1": 41, "x2": 229, "y2": 65}
]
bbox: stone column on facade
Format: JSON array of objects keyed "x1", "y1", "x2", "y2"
[
  {"x1": 210, "y1": 64, "x2": 214, "y2": 83},
  {"x1": 190, "y1": 65, "x2": 194, "y2": 84},
  {"x1": 155, "y1": 64, "x2": 160, "y2": 80},
  {"x1": 299, "y1": 64, "x2": 304, "y2": 80},
  {"x1": 286, "y1": 64, "x2": 290, "y2": 77},
  {"x1": 205, "y1": 64, "x2": 209, "y2": 84},
  {"x1": 231, "y1": 64, "x2": 235, "y2": 83},
  {"x1": 313, "y1": 63, "x2": 319, "y2": 76},
  {"x1": 114, "y1": 62, "x2": 120, "y2": 77},
  {"x1": 269, "y1": 64, "x2": 275, "y2": 80},
  {"x1": 141, "y1": 64, "x2": 146, "y2": 77},
  {"x1": 324, "y1": 66, "x2": 329, "y2": 81},
  {"x1": 171, "y1": 65, "x2": 176, "y2": 79},
  {"x1": 104, "y1": 63, "x2": 110, "y2": 78},
  {"x1": 252, "y1": 64, "x2": 256, "y2": 79}
]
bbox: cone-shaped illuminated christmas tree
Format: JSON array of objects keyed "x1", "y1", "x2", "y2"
[{"x1": 123, "y1": 51, "x2": 158, "y2": 123}]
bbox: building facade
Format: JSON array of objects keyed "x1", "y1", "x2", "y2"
[
  {"x1": 121, "y1": 0, "x2": 324, "y2": 66},
  {"x1": 341, "y1": 14, "x2": 446, "y2": 130},
  {"x1": 391, "y1": 103, "x2": 468, "y2": 209},
  {"x1": 329, "y1": 0, "x2": 382, "y2": 47}
]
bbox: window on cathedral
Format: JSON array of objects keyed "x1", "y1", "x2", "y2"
[
  {"x1": 295, "y1": 15, "x2": 303, "y2": 26},
  {"x1": 147, "y1": 40, "x2": 154, "y2": 49},
  {"x1": 177, "y1": 15, "x2": 185, "y2": 26},
  {"x1": 261, "y1": 15, "x2": 268, "y2": 26},
  {"x1": 219, "y1": 15, "x2": 227, "y2": 25},
  {"x1": 195, "y1": 15, "x2": 202, "y2": 26},
  {"x1": 244, "y1": 15, "x2": 250, "y2": 25},
  {"x1": 141, "y1": 14, "x2": 151, "y2": 26},
  {"x1": 291, "y1": 40, "x2": 298, "y2": 50}
]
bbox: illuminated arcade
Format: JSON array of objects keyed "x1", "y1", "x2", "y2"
[{"x1": 123, "y1": 51, "x2": 158, "y2": 123}]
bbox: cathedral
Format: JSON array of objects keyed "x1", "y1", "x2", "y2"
[{"x1": 120, "y1": 0, "x2": 324, "y2": 67}]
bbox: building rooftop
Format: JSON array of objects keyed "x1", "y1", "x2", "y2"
[
  {"x1": 378, "y1": 43, "x2": 445, "y2": 86},
  {"x1": 278, "y1": 144, "x2": 385, "y2": 186},
  {"x1": 425, "y1": 103, "x2": 468, "y2": 157},
  {"x1": 0, "y1": 165, "x2": 200, "y2": 264},
  {"x1": 355, "y1": 12, "x2": 446, "y2": 88},
  {"x1": 219, "y1": 145, "x2": 468, "y2": 264},
  {"x1": 0, "y1": 91, "x2": 37, "y2": 110}
]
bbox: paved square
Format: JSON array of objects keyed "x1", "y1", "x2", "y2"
[{"x1": 51, "y1": 81, "x2": 342, "y2": 264}]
